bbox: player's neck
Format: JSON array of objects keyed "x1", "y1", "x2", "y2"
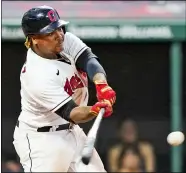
[{"x1": 31, "y1": 46, "x2": 58, "y2": 60}]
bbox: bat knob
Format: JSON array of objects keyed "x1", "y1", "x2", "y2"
[{"x1": 82, "y1": 156, "x2": 90, "y2": 165}]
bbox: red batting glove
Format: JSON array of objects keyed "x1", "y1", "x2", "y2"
[
  {"x1": 90, "y1": 100, "x2": 113, "y2": 118},
  {"x1": 95, "y1": 81, "x2": 116, "y2": 105}
]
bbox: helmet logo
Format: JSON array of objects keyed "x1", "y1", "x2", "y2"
[{"x1": 47, "y1": 10, "x2": 57, "y2": 22}]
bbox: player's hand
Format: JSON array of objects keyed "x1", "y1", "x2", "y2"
[
  {"x1": 95, "y1": 81, "x2": 116, "y2": 105},
  {"x1": 90, "y1": 100, "x2": 113, "y2": 118}
]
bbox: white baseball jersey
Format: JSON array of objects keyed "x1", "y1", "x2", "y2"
[
  {"x1": 14, "y1": 32, "x2": 106, "y2": 173},
  {"x1": 18, "y1": 32, "x2": 89, "y2": 127}
]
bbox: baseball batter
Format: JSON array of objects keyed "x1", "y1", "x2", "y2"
[{"x1": 13, "y1": 5, "x2": 116, "y2": 172}]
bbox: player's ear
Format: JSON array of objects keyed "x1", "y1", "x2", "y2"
[
  {"x1": 32, "y1": 38, "x2": 38, "y2": 45},
  {"x1": 31, "y1": 35, "x2": 38, "y2": 45}
]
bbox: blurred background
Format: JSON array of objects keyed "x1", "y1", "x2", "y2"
[{"x1": 2, "y1": 1, "x2": 186, "y2": 172}]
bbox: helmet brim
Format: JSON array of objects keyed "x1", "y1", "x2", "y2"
[{"x1": 39, "y1": 20, "x2": 69, "y2": 34}]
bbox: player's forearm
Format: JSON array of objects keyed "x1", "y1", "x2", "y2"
[
  {"x1": 93, "y1": 73, "x2": 107, "y2": 83},
  {"x1": 70, "y1": 106, "x2": 96, "y2": 124}
]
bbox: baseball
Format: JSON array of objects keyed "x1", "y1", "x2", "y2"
[{"x1": 167, "y1": 131, "x2": 185, "y2": 146}]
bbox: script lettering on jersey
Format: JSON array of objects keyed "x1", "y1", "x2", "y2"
[
  {"x1": 47, "y1": 10, "x2": 57, "y2": 22},
  {"x1": 64, "y1": 74, "x2": 84, "y2": 96}
]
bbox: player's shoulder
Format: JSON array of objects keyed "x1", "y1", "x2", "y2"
[
  {"x1": 64, "y1": 32, "x2": 81, "y2": 42},
  {"x1": 65, "y1": 31, "x2": 77, "y2": 38},
  {"x1": 63, "y1": 32, "x2": 88, "y2": 58}
]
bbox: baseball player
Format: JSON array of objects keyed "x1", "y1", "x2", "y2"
[{"x1": 13, "y1": 5, "x2": 116, "y2": 172}]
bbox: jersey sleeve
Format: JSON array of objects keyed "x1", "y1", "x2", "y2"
[
  {"x1": 29, "y1": 71, "x2": 72, "y2": 113},
  {"x1": 63, "y1": 32, "x2": 89, "y2": 62}
]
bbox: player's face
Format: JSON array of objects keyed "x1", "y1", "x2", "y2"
[{"x1": 34, "y1": 27, "x2": 65, "y2": 54}]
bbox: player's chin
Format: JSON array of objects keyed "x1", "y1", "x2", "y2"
[{"x1": 55, "y1": 44, "x2": 63, "y2": 53}]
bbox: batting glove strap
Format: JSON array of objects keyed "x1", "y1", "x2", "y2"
[
  {"x1": 95, "y1": 82, "x2": 116, "y2": 105},
  {"x1": 90, "y1": 101, "x2": 113, "y2": 118}
]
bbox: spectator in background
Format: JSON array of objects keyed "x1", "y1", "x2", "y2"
[
  {"x1": 107, "y1": 119, "x2": 156, "y2": 172},
  {"x1": 2, "y1": 160, "x2": 23, "y2": 172},
  {"x1": 2, "y1": 152, "x2": 23, "y2": 172},
  {"x1": 117, "y1": 143, "x2": 144, "y2": 172}
]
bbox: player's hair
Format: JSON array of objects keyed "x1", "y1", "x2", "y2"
[{"x1": 24, "y1": 36, "x2": 31, "y2": 49}]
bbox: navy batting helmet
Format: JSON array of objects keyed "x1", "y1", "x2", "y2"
[{"x1": 21, "y1": 5, "x2": 69, "y2": 37}]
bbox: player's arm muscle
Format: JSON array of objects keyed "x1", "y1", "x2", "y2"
[
  {"x1": 69, "y1": 106, "x2": 96, "y2": 124},
  {"x1": 65, "y1": 32, "x2": 108, "y2": 83},
  {"x1": 55, "y1": 99, "x2": 96, "y2": 124},
  {"x1": 75, "y1": 48, "x2": 107, "y2": 82},
  {"x1": 76, "y1": 48, "x2": 116, "y2": 106}
]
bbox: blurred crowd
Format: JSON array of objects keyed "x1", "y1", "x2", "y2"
[
  {"x1": 107, "y1": 119, "x2": 156, "y2": 172},
  {"x1": 2, "y1": 154, "x2": 23, "y2": 172},
  {"x1": 2, "y1": 118, "x2": 156, "y2": 172}
]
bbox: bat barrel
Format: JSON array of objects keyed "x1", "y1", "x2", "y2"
[
  {"x1": 81, "y1": 108, "x2": 105, "y2": 165},
  {"x1": 81, "y1": 137, "x2": 96, "y2": 164}
]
